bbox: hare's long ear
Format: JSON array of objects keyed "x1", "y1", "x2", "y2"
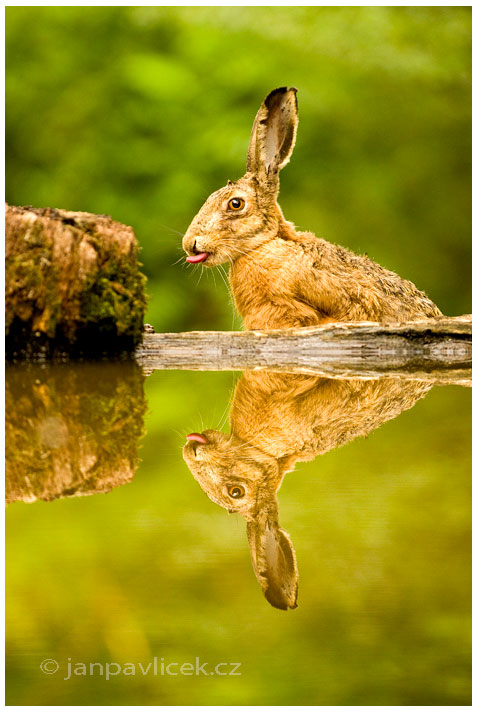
[
  {"x1": 246, "y1": 508, "x2": 298, "y2": 610},
  {"x1": 247, "y1": 87, "x2": 298, "y2": 185},
  {"x1": 277, "y1": 454, "x2": 298, "y2": 475}
]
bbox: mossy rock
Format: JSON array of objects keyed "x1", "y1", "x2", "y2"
[{"x1": 5, "y1": 205, "x2": 147, "y2": 358}]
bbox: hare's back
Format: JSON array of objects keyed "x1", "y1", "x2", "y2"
[{"x1": 296, "y1": 232, "x2": 442, "y2": 322}]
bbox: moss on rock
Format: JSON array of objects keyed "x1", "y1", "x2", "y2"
[{"x1": 6, "y1": 205, "x2": 147, "y2": 358}]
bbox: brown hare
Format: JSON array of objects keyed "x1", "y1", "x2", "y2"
[
  {"x1": 183, "y1": 372, "x2": 432, "y2": 610},
  {"x1": 183, "y1": 87, "x2": 442, "y2": 329}
]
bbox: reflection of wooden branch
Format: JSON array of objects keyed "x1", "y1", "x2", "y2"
[
  {"x1": 136, "y1": 316, "x2": 472, "y2": 386},
  {"x1": 5, "y1": 204, "x2": 146, "y2": 358}
]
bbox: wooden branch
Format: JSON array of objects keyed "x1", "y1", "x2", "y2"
[
  {"x1": 136, "y1": 315, "x2": 472, "y2": 386},
  {"x1": 5, "y1": 204, "x2": 147, "y2": 358}
]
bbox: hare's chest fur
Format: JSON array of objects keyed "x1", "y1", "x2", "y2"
[
  {"x1": 229, "y1": 229, "x2": 442, "y2": 328},
  {"x1": 230, "y1": 237, "x2": 325, "y2": 329}
]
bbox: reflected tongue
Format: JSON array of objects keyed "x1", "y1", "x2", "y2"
[
  {"x1": 186, "y1": 252, "x2": 209, "y2": 263},
  {"x1": 186, "y1": 433, "x2": 208, "y2": 444}
]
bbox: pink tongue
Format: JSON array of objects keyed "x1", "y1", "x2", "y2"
[
  {"x1": 186, "y1": 433, "x2": 208, "y2": 444},
  {"x1": 186, "y1": 252, "x2": 209, "y2": 264}
]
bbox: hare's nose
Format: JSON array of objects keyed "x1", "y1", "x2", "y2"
[
  {"x1": 191, "y1": 239, "x2": 204, "y2": 254},
  {"x1": 191, "y1": 238, "x2": 206, "y2": 255}
]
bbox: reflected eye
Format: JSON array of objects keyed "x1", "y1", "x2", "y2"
[
  {"x1": 227, "y1": 198, "x2": 245, "y2": 211},
  {"x1": 227, "y1": 485, "x2": 245, "y2": 499}
]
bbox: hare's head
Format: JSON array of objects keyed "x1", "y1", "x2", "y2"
[
  {"x1": 183, "y1": 87, "x2": 298, "y2": 266},
  {"x1": 183, "y1": 429, "x2": 298, "y2": 610}
]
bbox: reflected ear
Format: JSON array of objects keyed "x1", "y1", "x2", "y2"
[
  {"x1": 246, "y1": 509, "x2": 298, "y2": 610},
  {"x1": 247, "y1": 87, "x2": 298, "y2": 184},
  {"x1": 277, "y1": 454, "x2": 298, "y2": 475}
]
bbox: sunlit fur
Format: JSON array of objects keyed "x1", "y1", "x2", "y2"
[
  {"x1": 184, "y1": 374, "x2": 432, "y2": 512},
  {"x1": 183, "y1": 87, "x2": 442, "y2": 329},
  {"x1": 182, "y1": 174, "x2": 280, "y2": 267}
]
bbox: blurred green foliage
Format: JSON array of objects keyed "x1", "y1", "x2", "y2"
[
  {"x1": 6, "y1": 7, "x2": 471, "y2": 331},
  {"x1": 6, "y1": 367, "x2": 471, "y2": 705}
]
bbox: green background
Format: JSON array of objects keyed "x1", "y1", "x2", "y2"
[{"x1": 6, "y1": 7, "x2": 471, "y2": 330}]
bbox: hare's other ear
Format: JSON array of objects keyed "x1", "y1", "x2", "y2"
[
  {"x1": 246, "y1": 511, "x2": 298, "y2": 610},
  {"x1": 247, "y1": 87, "x2": 298, "y2": 183},
  {"x1": 277, "y1": 454, "x2": 298, "y2": 475}
]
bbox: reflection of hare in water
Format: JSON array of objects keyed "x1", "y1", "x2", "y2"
[
  {"x1": 183, "y1": 374, "x2": 432, "y2": 610},
  {"x1": 183, "y1": 87, "x2": 441, "y2": 328}
]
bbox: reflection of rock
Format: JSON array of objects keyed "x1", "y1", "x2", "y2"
[
  {"x1": 184, "y1": 373, "x2": 433, "y2": 610},
  {"x1": 6, "y1": 362, "x2": 146, "y2": 504}
]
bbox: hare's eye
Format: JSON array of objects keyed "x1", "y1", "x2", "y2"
[
  {"x1": 227, "y1": 198, "x2": 245, "y2": 211},
  {"x1": 227, "y1": 484, "x2": 245, "y2": 499}
]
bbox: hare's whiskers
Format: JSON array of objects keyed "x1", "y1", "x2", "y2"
[
  {"x1": 172, "y1": 254, "x2": 187, "y2": 266},
  {"x1": 195, "y1": 265, "x2": 205, "y2": 287},
  {"x1": 173, "y1": 428, "x2": 189, "y2": 442},
  {"x1": 156, "y1": 223, "x2": 185, "y2": 237},
  {"x1": 216, "y1": 379, "x2": 237, "y2": 431}
]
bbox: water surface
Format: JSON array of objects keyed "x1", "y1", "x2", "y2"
[{"x1": 6, "y1": 363, "x2": 471, "y2": 705}]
